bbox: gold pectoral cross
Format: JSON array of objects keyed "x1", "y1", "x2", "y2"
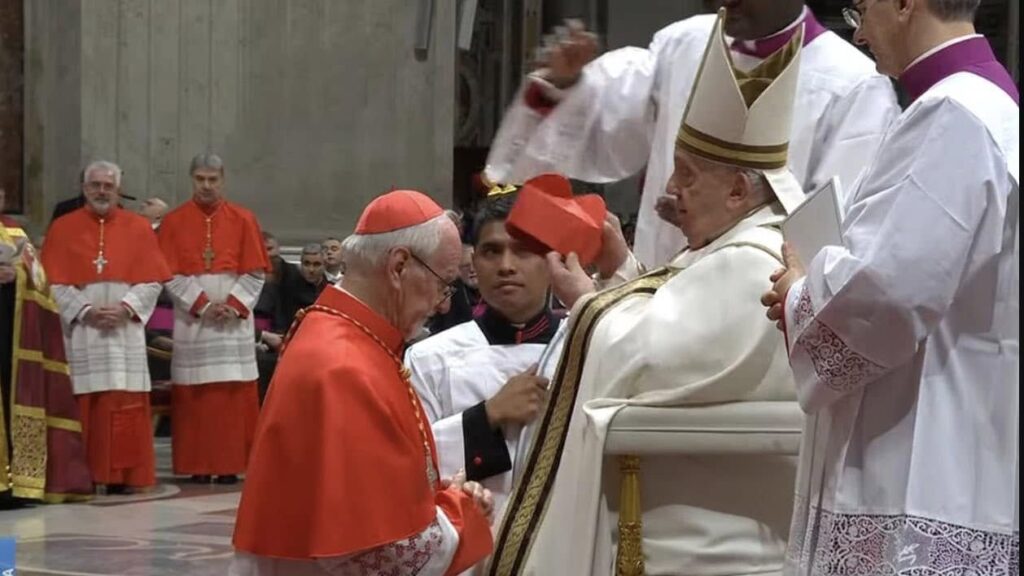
[
  {"x1": 202, "y1": 247, "x2": 216, "y2": 271},
  {"x1": 93, "y1": 254, "x2": 108, "y2": 274}
]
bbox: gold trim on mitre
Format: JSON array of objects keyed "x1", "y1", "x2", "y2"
[
  {"x1": 676, "y1": 8, "x2": 804, "y2": 171},
  {"x1": 488, "y1": 183, "x2": 519, "y2": 198}
]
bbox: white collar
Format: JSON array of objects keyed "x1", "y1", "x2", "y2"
[{"x1": 903, "y1": 34, "x2": 982, "y2": 73}]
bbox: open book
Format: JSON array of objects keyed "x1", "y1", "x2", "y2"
[{"x1": 782, "y1": 176, "x2": 844, "y2": 264}]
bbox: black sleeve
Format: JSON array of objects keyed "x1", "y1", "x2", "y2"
[{"x1": 462, "y1": 401, "x2": 512, "y2": 481}]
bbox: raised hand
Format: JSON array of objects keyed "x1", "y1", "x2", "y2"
[
  {"x1": 536, "y1": 19, "x2": 600, "y2": 89},
  {"x1": 545, "y1": 251, "x2": 595, "y2": 309}
]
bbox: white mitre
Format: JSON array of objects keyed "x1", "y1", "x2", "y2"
[{"x1": 677, "y1": 8, "x2": 806, "y2": 213}]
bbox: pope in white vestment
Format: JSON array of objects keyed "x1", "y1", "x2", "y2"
[
  {"x1": 765, "y1": 5, "x2": 1020, "y2": 574},
  {"x1": 485, "y1": 1, "x2": 898, "y2": 269},
  {"x1": 489, "y1": 11, "x2": 807, "y2": 576}
]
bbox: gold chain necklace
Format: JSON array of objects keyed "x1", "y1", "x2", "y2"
[
  {"x1": 93, "y1": 218, "x2": 108, "y2": 274},
  {"x1": 284, "y1": 304, "x2": 439, "y2": 487},
  {"x1": 202, "y1": 216, "x2": 216, "y2": 271}
]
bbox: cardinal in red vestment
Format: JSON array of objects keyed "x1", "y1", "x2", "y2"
[
  {"x1": 232, "y1": 190, "x2": 494, "y2": 575},
  {"x1": 157, "y1": 153, "x2": 270, "y2": 483},
  {"x1": 42, "y1": 161, "x2": 172, "y2": 492}
]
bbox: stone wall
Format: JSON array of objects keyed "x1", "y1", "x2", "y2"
[{"x1": 24, "y1": 0, "x2": 455, "y2": 243}]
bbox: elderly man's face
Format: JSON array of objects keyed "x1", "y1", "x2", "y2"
[
  {"x1": 140, "y1": 199, "x2": 168, "y2": 227},
  {"x1": 82, "y1": 168, "x2": 119, "y2": 216},
  {"x1": 459, "y1": 245, "x2": 477, "y2": 289},
  {"x1": 192, "y1": 168, "x2": 224, "y2": 205},
  {"x1": 666, "y1": 149, "x2": 747, "y2": 249},
  {"x1": 394, "y1": 220, "x2": 461, "y2": 340},
  {"x1": 300, "y1": 253, "x2": 325, "y2": 284}
]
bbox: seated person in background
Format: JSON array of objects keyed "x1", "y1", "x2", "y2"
[
  {"x1": 406, "y1": 188, "x2": 558, "y2": 540},
  {"x1": 277, "y1": 243, "x2": 327, "y2": 331},
  {"x1": 138, "y1": 197, "x2": 169, "y2": 230},
  {"x1": 255, "y1": 244, "x2": 325, "y2": 402},
  {"x1": 492, "y1": 11, "x2": 803, "y2": 575},
  {"x1": 320, "y1": 237, "x2": 345, "y2": 285},
  {"x1": 427, "y1": 241, "x2": 481, "y2": 335}
]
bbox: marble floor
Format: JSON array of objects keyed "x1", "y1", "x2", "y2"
[{"x1": 0, "y1": 439, "x2": 241, "y2": 575}]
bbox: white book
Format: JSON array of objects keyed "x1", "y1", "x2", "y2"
[{"x1": 782, "y1": 177, "x2": 844, "y2": 264}]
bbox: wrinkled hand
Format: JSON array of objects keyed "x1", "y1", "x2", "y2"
[
  {"x1": 442, "y1": 470, "x2": 495, "y2": 519},
  {"x1": 485, "y1": 364, "x2": 549, "y2": 427},
  {"x1": 545, "y1": 251, "x2": 595, "y2": 309},
  {"x1": 654, "y1": 195, "x2": 680, "y2": 226},
  {"x1": 0, "y1": 264, "x2": 15, "y2": 284},
  {"x1": 535, "y1": 19, "x2": 599, "y2": 89},
  {"x1": 761, "y1": 243, "x2": 806, "y2": 331},
  {"x1": 594, "y1": 212, "x2": 630, "y2": 280}
]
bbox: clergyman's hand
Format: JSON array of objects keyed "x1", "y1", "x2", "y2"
[
  {"x1": 546, "y1": 251, "x2": 595, "y2": 309},
  {"x1": 462, "y1": 480, "x2": 495, "y2": 520},
  {"x1": 0, "y1": 264, "x2": 15, "y2": 284},
  {"x1": 485, "y1": 364, "x2": 549, "y2": 427},
  {"x1": 594, "y1": 212, "x2": 630, "y2": 280},
  {"x1": 536, "y1": 19, "x2": 599, "y2": 89},
  {"x1": 761, "y1": 243, "x2": 806, "y2": 331}
]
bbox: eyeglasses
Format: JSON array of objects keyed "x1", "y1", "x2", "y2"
[
  {"x1": 842, "y1": 7, "x2": 862, "y2": 30},
  {"x1": 409, "y1": 252, "x2": 457, "y2": 303}
]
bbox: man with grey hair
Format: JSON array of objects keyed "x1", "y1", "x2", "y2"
[
  {"x1": 157, "y1": 153, "x2": 270, "y2": 485},
  {"x1": 233, "y1": 189, "x2": 494, "y2": 575},
  {"x1": 138, "y1": 197, "x2": 169, "y2": 230},
  {"x1": 763, "y1": 1, "x2": 1019, "y2": 573},
  {"x1": 42, "y1": 160, "x2": 172, "y2": 494}
]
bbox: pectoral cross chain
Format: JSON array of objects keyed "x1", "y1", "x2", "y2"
[
  {"x1": 202, "y1": 216, "x2": 217, "y2": 271},
  {"x1": 202, "y1": 247, "x2": 216, "y2": 271}
]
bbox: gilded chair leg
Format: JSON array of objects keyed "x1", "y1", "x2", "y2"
[{"x1": 616, "y1": 455, "x2": 645, "y2": 576}]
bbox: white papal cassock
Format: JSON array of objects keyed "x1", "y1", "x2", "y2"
[
  {"x1": 485, "y1": 8, "x2": 898, "y2": 268},
  {"x1": 492, "y1": 205, "x2": 798, "y2": 576},
  {"x1": 781, "y1": 35, "x2": 1019, "y2": 575}
]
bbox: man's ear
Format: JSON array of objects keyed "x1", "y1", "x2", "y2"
[
  {"x1": 898, "y1": 0, "x2": 915, "y2": 21},
  {"x1": 728, "y1": 170, "x2": 752, "y2": 208},
  {"x1": 385, "y1": 247, "x2": 411, "y2": 288}
]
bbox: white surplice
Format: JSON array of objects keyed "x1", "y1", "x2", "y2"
[
  {"x1": 406, "y1": 319, "x2": 566, "y2": 533},
  {"x1": 164, "y1": 272, "x2": 264, "y2": 384},
  {"x1": 520, "y1": 204, "x2": 798, "y2": 576},
  {"x1": 782, "y1": 73, "x2": 1019, "y2": 574},
  {"x1": 52, "y1": 281, "x2": 162, "y2": 394},
  {"x1": 485, "y1": 11, "x2": 898, "y2": 269}
]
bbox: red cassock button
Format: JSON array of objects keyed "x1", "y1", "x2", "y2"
[{"x1": 473, "y1": 456, "x2": 483, "y2": 466}]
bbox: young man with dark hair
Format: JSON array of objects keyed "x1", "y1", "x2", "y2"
[{"x1": 405, "y1": 189, "x2": 560, "y2": 551}]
